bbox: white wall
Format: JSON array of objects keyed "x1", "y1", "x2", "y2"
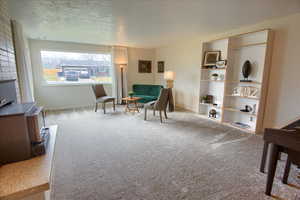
[
  {"x1": 154, "y1": 13, "x2": 300, "y2": 128},
  {"x1": 154, "y1": 41, "x2": 202, "y2": 111},
  {"x1": 127, "y1": 48, "x2": 156, "y2": 91},
  {"x1": 29, "y1": 39, "x2": 156, "y2": 110}
]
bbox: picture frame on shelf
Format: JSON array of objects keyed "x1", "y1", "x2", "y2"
[{"x1": 203, "y1": 51, "x2": 221, "y2": 66}]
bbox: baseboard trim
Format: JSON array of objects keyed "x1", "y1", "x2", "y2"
[{"x1": 44, "y1": 105, "x2": 94, "y2": 112}]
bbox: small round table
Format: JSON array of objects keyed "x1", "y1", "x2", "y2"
[{"x1": 122, "y1": 97, "x2": 142, "y2": 113}]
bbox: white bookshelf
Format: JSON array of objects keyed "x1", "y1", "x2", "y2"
[
  {"x1": 199, "y1": 29, "x2": 273, "y2": 134},
  {"x1": 199, "y1": 38, "x2": 228, "y2": 122}
]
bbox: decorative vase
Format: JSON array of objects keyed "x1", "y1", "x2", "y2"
[{"x1": 241, "y1": 60, "x2": 252, "y2": 82}]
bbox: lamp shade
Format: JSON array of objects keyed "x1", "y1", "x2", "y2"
[
  {"x1": 114, "y1": 46, "x2": 128, "y2": 65},
  {"x1": 164, "y1": 71, "x2": 175, "y2": 80}
]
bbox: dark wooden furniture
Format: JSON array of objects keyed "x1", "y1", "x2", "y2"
[
  {"x1": 0, "y1": 125, "x2": 57, "y2": 200},
  {"x1": 261, "y1": 128, "x2": 300, "y2": 195},
  {"x1": 260, "y1": 119, "x2": 300, "y2": 173},
  {"x1": 122, "y1": 97, "x2": 142, "y2": 113},
  {"x1": 92, "y1": 84, "x2": 116, "y2": 114},
  {"x1": 0, "y1": 103, "x2": 47, "y2": 165}
]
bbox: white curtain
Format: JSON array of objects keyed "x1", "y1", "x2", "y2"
[
  {"x1": 112, "y1": 46, "x2": 128, "y2": 104},
  {"x1": 11, "y1": 20, "x2": 34, "y2": 103}
]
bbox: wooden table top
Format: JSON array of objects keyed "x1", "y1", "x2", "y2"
[
  {"x1": 122, "y1": 97, "x2": 141, "y2": 101},
  {"x1": 0, "y1": 125, "x2": 58, "y2": 200}
]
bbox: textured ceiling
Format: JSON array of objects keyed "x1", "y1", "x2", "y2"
[{"x1": 7, "y1": 0, "x2": 300, "y2": 48}]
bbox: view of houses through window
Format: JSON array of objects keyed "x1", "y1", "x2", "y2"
[{"x1": 41, "y1": 51, "x2": 113, "y2": 84}]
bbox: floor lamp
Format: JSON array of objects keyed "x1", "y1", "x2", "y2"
[
  {"x1": 164, "y1": 71, "x2": 175, "y2": 112},
  {"x1": 120, "y1": 64, "x2": 126, "y2": 104}
]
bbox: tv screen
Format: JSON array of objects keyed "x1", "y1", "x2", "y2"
[{"x1": 0, "y1": 79, "x2": 17, "y2": 105}]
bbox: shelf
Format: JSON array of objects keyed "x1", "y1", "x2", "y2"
[
  {"x1": 227, "y1": 81, "x2": 262, "y2": 85},
  {"x1": 199, "y1": 103, "x2": 222, "y2": 109},
  {"x1": 198, "y1": 114, "x2": 221, "y2": 122},
  {"x1": 223, "y1": 122, "x2": 255, "y2": 134},
  {"x1": 224, "y1": 107, "x2": 257, "y2": 116},
  {"x1": 199, "y1": 30, "x2": 272, "y2": 134},
  {"x1": 201, "y1": 68, "x2": 226, "y2": 71},
  {"x1": 232, "y1": 42, "x2": 267, "y2": 50},
  {"x1": 226, "y1": 95, "x2": 260, "y2": 100},
  {"x1": 200, "y1": 80, "x2": 225, "y2": 82}
]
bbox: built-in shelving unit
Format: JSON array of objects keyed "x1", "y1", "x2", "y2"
[
  {"x1": 224, "y1": 107, "x2": 257, "y2": 116},
  {"x1": 225, "y1": 95, "x2": 260, "y2": 100},
  {"x1": 199, "y1": 102, "x2": 222, "y2": 108},
  {"x1": 201, "y1": 68, "x2": 226, "y2": 71},
  {"x1": 199, "y1": 38, "x2": 228, "y2": 122},
  {"x1": 198, "y1": 29, "x2": 273, "y2": 134},
  {"x1": 200, "y1": 80, "x2": 225, "y2": 82},
  {"x1": 232, "y1": 42, "x2": 267, "y2": 50},
  {"x1": 226, "y1": 80, "x2": 262, "y2": 85}
]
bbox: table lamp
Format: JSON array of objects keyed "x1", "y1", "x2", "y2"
[{"x1": 164, "y1": 71, "x2": 175, "y2": 88}]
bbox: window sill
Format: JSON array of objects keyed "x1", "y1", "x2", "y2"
[{"x1": 42, "y1": 82, "x2": 112, "y2": 87}]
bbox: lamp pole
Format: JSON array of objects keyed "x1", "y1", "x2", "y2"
[
  {"x1": 164, "y1": 71, "x2": 175, "y2": 112},
  {"x1": 120, "y1": 65, "x2": 124, "y2": 104}
]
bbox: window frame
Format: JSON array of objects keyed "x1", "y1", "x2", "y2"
[{"x1": 40, "y1": 49, "x2": 113, "y2": 86}]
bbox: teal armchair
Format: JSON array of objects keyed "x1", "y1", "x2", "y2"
[{"x1": 132, "y1": 84, "x2": 163, "y2": 103}]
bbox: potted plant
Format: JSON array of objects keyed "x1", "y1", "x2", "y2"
[
  {"x1": 201, "y1": 96, "x2": 207, "y2": 103},
  {"x1": 128, "y1": 91, "x2": 134, "y2": 98},
  {"x1": 211, "y1": 73, "x2": 219, "y2": 81},
  {"x1": 201, "y1": 95, "x2": 213, "y2": 104}
]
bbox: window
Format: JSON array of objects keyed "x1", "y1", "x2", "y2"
[{"x1": 41, "y1": 51, "x2": 112, "y2": 84}]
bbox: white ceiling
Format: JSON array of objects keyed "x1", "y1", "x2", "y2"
[{"x1": 7, "y1": 0, "x2": 300, "y2": 48}]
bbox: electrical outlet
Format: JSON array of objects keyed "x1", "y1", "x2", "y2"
[{"x1": 250, "y1": 116, "x2": 253, "y2": 122}]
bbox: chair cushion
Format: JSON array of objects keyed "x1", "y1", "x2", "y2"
[
  {"x1": 144, "y1": 100, "x2": 156, "y2": 108},
  {"x1": 96, "y1": 96, "x2": 115, "y2": 103}
]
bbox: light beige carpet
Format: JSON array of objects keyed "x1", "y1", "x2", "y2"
[{"x1": 46, "y1": 106, "x2": 300, "y2": 200}]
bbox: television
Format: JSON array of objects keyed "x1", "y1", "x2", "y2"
[{"x1": 0, "y1": 79, "x2": 17, "y2": 107}]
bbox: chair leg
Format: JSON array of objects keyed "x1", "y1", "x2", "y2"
[
  {"x1": 103, "y1": 103, "x2": 106, "y2": 114},
  {"x1": 153, "y1": 109, "x2": 155, "y2": 116},
  {"x1": 95, "y1": 103, "x2": 98, "y2": 112},
  {"x1": 113, "y1": 100, "x2": 116, "y2": 111},
  {"x1": 282, "y1": 156, "x2": 291, "y2": 184},
  {"x1": 164, "y1": 109, "x2": 168, "y2": 119},
  {"x1": 265, "y1": 144, "x2": 279, "y2": 196},
  {"x1": 260, "y1": 142, "x2": 269, "y2": 173},
  {"x1": 144, "y1": 107, "x2": 148, "y2": 120},
  {"x1": 159, "y1": 111, "x2": 163, "y2": 123}
]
